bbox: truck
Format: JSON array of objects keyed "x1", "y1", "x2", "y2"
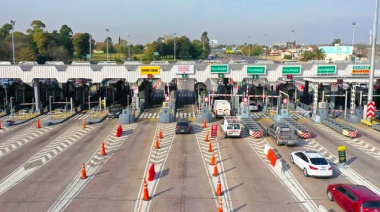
[
  {"x1": 220, "y1": 116, "x2": 241, "y2": 138},
  {"x1": 267, "y1": 123, "x2": 299, "y2": 146},
  {"x1": 213, "y1": 99, "x2": 231, "y2": 118}
]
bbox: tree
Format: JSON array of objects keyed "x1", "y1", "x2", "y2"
[
  {"x1": 189, "y1": 40, "x2": 203, "y2": 59},
  {"x1": 201, "y1": 31, "x2": 210, "y2": 58},
  {"x1": 17, "y1": 46, "x2": 37, "y2": 61},
  {"x1": 73, "y1": 33, "x2": 90, "y2": 60},
  {"x1": 313, "y1": 48, "x2": 326, "y2": 60},
  {"x1": 102, "y1": 37, "x2": 116, "y2": 53},
  {"x1": 116, "y1": 39, "x2": 128, "y2": 54},
  {"x1": 142, "y1": 43, "x2": 155, "y2": 62},
  {"x1": 332, "y1": 38, "x2": 341, "y2": 46},
  {"x1": 58, "y1": 25, "x2": 73, "y2": 56},
  {"x1": 0, "y1": 23, "x2": 12, "y2": 41},
  {"x1": 300, "y1": 50, "x2": 315, "y2": 61}
]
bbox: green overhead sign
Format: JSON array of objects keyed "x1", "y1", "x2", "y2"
[
  {"x1": 282, "y1": 66, "x2": 301, "y2": 75},
  {"x1": 246, "y1": 66, "x2": 266, "y2": 75},
  {"x1": 317, "y1": 65, "x2": 336, "y2": 74},
  {"x1": 210, "y1": 65, "x2": 229, "y2": 73}
]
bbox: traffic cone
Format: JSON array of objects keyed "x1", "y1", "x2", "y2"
[
  {"x1": 215, "y1": 177, "x2": 223, "y2": 196},
  {"x1": 158, "y1": 129, "x2": 163, "y2": 139},
  {"x1": 83, "y1": 119, "x2": 86, "y2": 129},
  {"x1": 209, "y1": 140, "x2": 213, "y2": 152},
  {"x1": 218, "y1": 197, "x2": 223, "y2": 212},
  {"x1": 143, "y1": 179, "x2": 150, "y2": 201},
  {"x1": 154, "y1": 137, "x2": 160, "y2": 149},
  {"x1": 80, "y1": 163, "x2": 87, "y2": 179},
  {"x1": 213, "y1": 164, "x2": 219, "y2": 177},
  {"x1": 101, "y1": 142, "x2": 106, "y2": 156},
  {"x1": 210, "y1": 151, "x2": 216, "y2": 165},
  {"x1": 36, "y1": 118, "x2": 41, "y2": 128},
  {"x1": 0, "y1": 121, "x2": 2, "y2": 130},
  {"x1": 203, "y1": 117, "x2": 207, "y2": 128},
  {"x1": 148, "y1": 163, "x2": 156, "y2": 181},
  {"x1": 204, "y1": 130, "x2": 210, "y2": 142}
]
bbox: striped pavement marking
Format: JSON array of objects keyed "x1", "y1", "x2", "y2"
[
  {"x1": 299, "y1": 139, "x2": 380, "y2": 196},
  {"x1": 134, "y1": 123, "x2": 176, "y2": 212},
  {"x1": 48, "y1": 123, "x2": 138, "y2": 212},
  {"x1": 139, "y1": 112, "x2": 159, "y2": 119},
  {"x1": 242, "y1": 129, "x2": 319, "y2": 212},
  {"x1": 193, "y1": 124, "x2": 233, "y2": 211},
  {"x1": 175, "y1": 112, "x2": 196, "y2": 118},
  {"x1": 0, "y1": 127, "x2": 10, "y2": 134},
  {"x1": 251, "y1": 112, "x2": 268, "y2": 119},
  {"x1": 315, "y1": 123, "x2": 380, "y2": 160},
  {"x1": 0, "y1": 126, "x2": 54, "y2": 158},
  {"x1": 70, "y1": 113, "x2": 89, "y2": 120},
  {"x1": 0, "y1": 124, "x2": 98, "y2": 196}
]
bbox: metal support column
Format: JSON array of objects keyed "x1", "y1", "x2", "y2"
[
  {"x1": 350, "y1": 86, "x2": 356, "y2": 115},
  {"x1": 33, "y1": 79, "x2": 41, "y2": 111},
  {"x1": 312, "y1": 83, "x2": 319, "y2": 115}
]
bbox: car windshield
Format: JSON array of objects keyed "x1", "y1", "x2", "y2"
[
  {"x1": 227, "y1": 124, "x2": 233, "y2": 130},
  {"x1": 177, "y1": 122, "x2": 188, "y2": 126},
  {"x1": 309, "y1": 158, "x2": 328, "y2": 165},
  {"x1": 234, "y1": 124, "x2": 240, "y2": 129},
  {"x1": 362, "y1": 201, "x2": 380, "y2": 208}
]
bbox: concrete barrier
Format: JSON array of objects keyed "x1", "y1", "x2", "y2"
[
  {"x1": 263, "y1": 144, "x2": 270, "y2": 155},
  {"x1": 318, "y1": 205, "x2": 328, "y2": 212},
  {"x1": 274, "y1": 159, "x2": 283, "y2": 175}
]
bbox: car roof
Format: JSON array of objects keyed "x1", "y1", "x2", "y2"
[
  {"x1": 337, "y1": 184, "x2": 380, "y2": 200},
  {"x1": 177, "y1": 118, "x2": 189, "y2": 122},
  {"x1": 303, "y1": 151, "x2": 324, "y2": 158}
]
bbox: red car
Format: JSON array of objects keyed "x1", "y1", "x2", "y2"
[{"x1": 327, "y1": 184, "x2": 380, "y2": 212}]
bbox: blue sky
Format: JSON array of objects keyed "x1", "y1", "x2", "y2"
[{"x1": 0, "y1": 0, "x2": 377, "y2": 46}]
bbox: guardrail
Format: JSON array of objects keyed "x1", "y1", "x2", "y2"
[
  {"x1": 283, "y1": 118, "x2": 311, "y2": 139},
  {"x1": 321, "y1": 118, "x2": 358, "y2": 138},
  {"x1": 90, "y1": 108, "x2": 108, "y2": 118},
  {"x1": 242, "y1": 116, "x2": 263, "y2": 138},
  {"x1": 12, "y1": 111, "x2": 40, "y2": 120}
]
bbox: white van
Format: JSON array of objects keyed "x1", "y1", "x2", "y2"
[{"x1": 213, "y1": 100, "x2": 231, "y2": 118}]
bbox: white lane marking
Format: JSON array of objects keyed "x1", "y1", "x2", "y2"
[
  {"x1": 48, "y1": 123, "x2": 138, "y2": 212},
  {"x1": 242, "y1": 130, "x2": 319, "y2": 212},
  {"x1": 300, "y1": 139, "x2": 380, "y2": 196},
  {"x1": 193, "y1": 124, "x2": 233, "y2": 211},
  {"x1": 0, "y1": 124, "x2": 97, "y2": 196}
]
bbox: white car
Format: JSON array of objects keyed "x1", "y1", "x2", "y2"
[
  {"x1": 290, "y1": 151, "x2": 333, "y2": 177},
  {"x1": 249, "y1": 102, "x2": 259, "y2": 111}
]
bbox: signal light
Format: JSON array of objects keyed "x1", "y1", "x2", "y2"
[{"x1": 287, "y1": 74, "x2": 292, "y2": 79}]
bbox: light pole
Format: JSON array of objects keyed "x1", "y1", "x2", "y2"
[
  {"x1": 49, "y1": 96, "x2": 53, "y2": 120},
  {"x1": 174, "y1": 33, "x2": 177, "y2": 60},
  {"x1": 248, "y1": 36, "x2": 251, "y2": 57},
  {"x1": 291, "y1": 30, "x2": 295, "y2": 60},
  {"x1": 88, "y1": 95, "x2": 91, "y2": 121},
  {"x1": 89, "y1": 34, "x2": 92, "y2": 60},
  {"x1": 368, "y1": 0, "x2": 379, "y2": 118},
  {"x1": 265, "y1": 34, "x2": 267, "y2": 60},
  {"x1": 10, "y1": 97, "x2": 15, "y2": 121},
  {"x1": 128, "y1": 34, "x2": 131, "y2": 61},
  {"x1": 105, "y1": 28, "x2": 109, "y2": 61},
  {"x1": 10, "y1": 20, "x2": 15, "y2": 65},
  {"x1": 352, "y1": 22, "x2": 356, "y2": 48}
]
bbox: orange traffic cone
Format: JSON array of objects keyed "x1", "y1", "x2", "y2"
[
  {"x1": 158, "y1": 129, "x2": 163, "y2": 139},
  {"x1": 215, "y1": 177, "x2": 223, "y2": 196},
  {"x1": 36, "y1": 118, "x2": 41, "y2": 128},
  {"x1": 210, "y1": 151, "x2": 216, "y2": 165},
  {"x1": 143, "y1": 179, "x2": 150, "y2": 201},
  {"x1": 81, "y1": 163, "x2": 87, "y2": 179},
  {"x1": 0, "y1": 121, "x2": 2, "y2": 130},
  {"x1": 209, "y1": 140, "x2": 213, "y2": 152},
  {"x1": 83, "y1": 119, "x2": 86, "y2": 129},
  {"x1": 204, "y1": 130, "x2": 210, "y2": 142},
  {"x1": 218, "y1": 196, "x2": 223, "y2": 212},
  {"x1": 203, "y1": 118, "x2": 207, "y2": 128},
  {"x1": 155, "y1": 137, "x2": 160, "y2": 149},
  {"x1": 101, "y1": 142, "x2": 106, "y2": 156},
  {"x1": 213, "y1": 164, "x2": 219, "y2": 177}
]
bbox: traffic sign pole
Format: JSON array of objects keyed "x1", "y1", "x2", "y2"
[{"x1": 368, "y1": 0, "x2": 379, "y2": 117}]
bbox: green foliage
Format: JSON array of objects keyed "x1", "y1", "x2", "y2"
[
  {"x1": 73, "y1": 33, "x2": 90, "y2": 60},
  {"x1": 283, "y1": 55, "x2": 292, "y2": 60},
  {"x1": 300, "y1": 48, "x2": 326, "y2": 61},
  {"x1": 102, "y1": 37, "x2": 116, "y2": 53},
  {"x1": 17, "y1": 46, "x2": 37, "y2": 61},
  {"x1": 332, "y1": 38, "x2": 341, "y2": 46},
  {"x1": 201, "y1": 31, "x2": 210, "y2": 58},
  {"x1": 0, "y1": 23, "x2": 12, "y2": 41}
]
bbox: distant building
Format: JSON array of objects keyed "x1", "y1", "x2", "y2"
[
  {"x1": 286, "y1": 41, "x2": 297, "y2": 49},
  {"x1": 319, "y1": 44, "x2": 353, "y2": 62}
]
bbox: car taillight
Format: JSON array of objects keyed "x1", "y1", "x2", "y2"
[
  {"x1": 176, "y1": 126, "x2": 178, "y2": 129},
  {"x1": 328, "y1": 166, "x2": 332, "y2": 170},
  {"x1": 187, "y1": 126, "x2": 190, "y2": 129},
  {"x1": 309, "y1": 165, "x2": 318, "y2": 170},
  {"x1": 280, "y1": 136, "x2": 283, "y2": 140}
]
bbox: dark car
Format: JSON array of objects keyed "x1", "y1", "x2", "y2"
[
  {"x1": 327, "y1": 184, "x2": 380, "y2": 212},
  {"x1": 107, "y1": 104, "x2": 123, "y2": 118},
  {"x1": 175, "y1": 118, "x2": 191, "y2": 134}
]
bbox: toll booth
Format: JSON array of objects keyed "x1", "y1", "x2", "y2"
[{"x1": 119, "y1": 109, "x2": 135, "y2": 124}]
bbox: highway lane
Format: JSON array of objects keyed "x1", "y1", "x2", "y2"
[
  {"x1": 258, "y1": 119, "x2": 347, "y2": 212},
  {"x1": 216, "y1": 119, "x2": 305, "y2": 211},
  {"x1": 0, "y1": 118, "x2": 118, "y2": 212}
]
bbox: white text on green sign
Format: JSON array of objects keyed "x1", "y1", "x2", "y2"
[
  {"x1": 317, "y1": 65, "x2": 336, "y2": 74},
  {"x1": 282, "y1": 66, "x2": 301, "y2": 75},
  {"x1": 247, "y1": 66, "x2": 266, "y2": 75},
  {"x1": 210, "y1": 65, "x2": 229, "y2": 73}
]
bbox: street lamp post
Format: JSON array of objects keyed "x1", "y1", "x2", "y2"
[
  {"x1": 10, "y1": 20, "x2": 15, "y2": 65},
  {"x1": 89, "y1": 34, "x2": 92, "y2": 60},
  {"x1": 174, "y1": 33, "x2": 177, "y2": 60},
  {"x1": 248, "y1": 36, "x2": 251, "y2": 57},
  {"x1": 291, "y1": 30, "x2": 295, "y2": 60},
  {"x1": 352, "y1": 22, "x2": 356, "y2": 48},
  {"x1": 128, "y1": 34, "x2": 131, "y2": 61},
  {"x1": 10, "y1": 97, "x2": 15, "y2": 121},
  {"x1": 106, "y1": 28, "x2": 109, "y2": 61},
  {"x1": 49, "y1": 96, "x2": 53, "y2": 120},
  {"x1": 265, "y1": 34, "x2": 267, "y2": 60},
  {"x1": 88, "y1": 95, "x2": 91, "y2": 122}
]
